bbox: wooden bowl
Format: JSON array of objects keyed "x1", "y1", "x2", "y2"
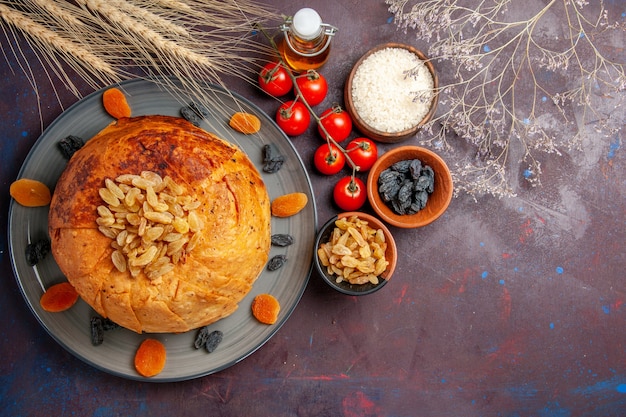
[
  {"x1": 367, "y1": 146, "x2": 453, "y2": 228},
  {"x1": 344, "y1": 43, "x2": 439, "y2": 143},
  {"x1": 314, "y1": 212, "x2": 397, "y2": 296}
]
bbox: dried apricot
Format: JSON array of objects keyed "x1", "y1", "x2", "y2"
[
  {"x1": 251, "y1": 293, "x2": 280, "y2": 325},
  {"x1": 134, "y1": 339, "x2": 167, "y2": 377},
  {"x1": 10, "y1": 178, "x2": 51, "y2": 207},
  {"x1": 103, "y1": 87, "x2": 131, "y2": 119},
  {"x1": 229, "y1": 111, "x2": 261, "y2": 134},
  {"x1": 40, "y1": 282, "x2": 79, "y2": 312},
  {"x1": 271, "y1": 192, "x2": 308, "y2": 217}
]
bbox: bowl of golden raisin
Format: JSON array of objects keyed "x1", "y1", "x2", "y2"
[{"x1": 314, "y1": 212, "x2": 397, "y2": 295}]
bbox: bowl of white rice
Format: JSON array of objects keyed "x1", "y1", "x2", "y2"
[{"x1": 344, "y1": 43, "x2": 438, "y2": 143}]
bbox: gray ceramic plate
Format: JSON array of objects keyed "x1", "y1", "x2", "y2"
[{"x1": 8, "y1": 78, "x2": 316, "y2": 382}]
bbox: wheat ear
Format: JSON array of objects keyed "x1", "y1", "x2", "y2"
[
  {"x1": 132, "y1": 0, "x2": 194, "y2": 13},
  {"x1": 29, "y1": 0, "x2": 86, "y2": 28},
  {"x1": 0, "y1": 4, "x2": 115, "y2": 77},
  {"x1": 76, "y1": 0, "x2": 214, "y2": 69},
  {"x1": 105, "y1": 0, "x2": 190, "y2": 37}
]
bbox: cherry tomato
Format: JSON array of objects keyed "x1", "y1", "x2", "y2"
[
  {"x1": 333, "y1": 176, "x2": 367, "y2": 211},
  {"x1": 276, "y1": 100, "x2": 311, "y2": 136},
  {"x1": 318, "y1": 106, "x2": 352, "y2": 142},
  {"x1": 258, "y1": 62, "x2": 293, "y2": 97},
  {"x1": 314, "y1": 143, "x2": 346, "y2": 175},
  {"x1": 345, "y1": 138, "x2": 378, "y2": 171},
  {"x1": 295, "y1": 70, "x2": 328, "y2": 106}
]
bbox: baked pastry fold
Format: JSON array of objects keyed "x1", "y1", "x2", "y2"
[{"x1": 49, "y1": 115, "x2": 271, "y2": 333}]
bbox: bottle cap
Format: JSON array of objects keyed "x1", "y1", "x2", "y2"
[{"x1": 291, "y1": 8, "x2": 323, "y2": 40}]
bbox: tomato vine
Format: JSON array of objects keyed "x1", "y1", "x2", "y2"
[{"x1": 256, "y1": 23, "x2": 367, "y2": 178}]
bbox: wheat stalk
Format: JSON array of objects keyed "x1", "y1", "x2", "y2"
[
  {"x1": 133, "y1": 0, "x2": 194, "y2": 13},
  {"x1": 28, "y1": 0, "x2": 86, "y2": 28},
  {"x1": 0, "y1": 4, "x2": 114, "y2": 77},
  {"x1": 1, "y1": 0, "x2": 280, "y2": 122},
  {"x1": 105, "y1": 0, "x2": 190, "y2": 37},
  {"x1": 76, "y1": 0, "x2": 212, "y2": 67}
]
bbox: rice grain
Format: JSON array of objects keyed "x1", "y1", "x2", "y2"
[{"x1": 351, "y1": 47, "x2": 434, "y2": 133}]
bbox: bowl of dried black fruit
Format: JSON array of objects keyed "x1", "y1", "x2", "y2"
[
  {"x1": 367, "y1": 146, "x2": 453, "y2": 228},
  {"x1": 315, "y1": 212, "x2": 397, "y2": 296}
]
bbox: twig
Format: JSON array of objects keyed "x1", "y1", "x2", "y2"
[{"x1": 387, "y1": 0, "x2": 625, "y2": 198}]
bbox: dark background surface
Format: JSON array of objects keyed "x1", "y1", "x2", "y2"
[{"x1": 1, "y1": 1, "x2": 625, "y2": 416}]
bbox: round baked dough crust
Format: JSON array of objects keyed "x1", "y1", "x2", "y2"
[{"x1": 49, "y1": 115, "x2": 271, "y2": 333}]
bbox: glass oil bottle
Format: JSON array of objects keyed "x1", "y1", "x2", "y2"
[{"x1": 278, "y1": 8, "x2": 337, "y2": 72}]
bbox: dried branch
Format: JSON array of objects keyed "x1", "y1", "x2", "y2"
[{"x1": 387, "y1": 0, "x2": 625, "y2": 199}]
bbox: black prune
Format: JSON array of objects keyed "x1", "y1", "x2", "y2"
[
  {"x1": 391, "y1": 199, "x2": 406, "y2": 215},
  {"x1": 378, "y1": 170, "x2": 402, "y2": 197},
  {"x1": 90, "y1": 317, "x2": 105, "y2": 346},
  {"x1": 406, "y1": 204, "x2": 419, "y2": 215},
  {"x1": 262, "y1": 144, "x2": 285, "y2": 173},
  {"x1": 391, "y1": 160, "x2": 412, "y2": 173},
  {"x1": 414, "y1": 175, "x2": 431, "y2": 192},
  {"x1": 414, "y1": 190, "x2": 429, "y2": 210},
  {"x1": 378, "y1": 158, "x2": 436, "y2": 215},
  {"x1": 378, "y1": 179, "x2": 395, "y2": 195},
  {"x1": 25, "y1": 238, "x2": 51, "y2": 266},
  {"x1": 58, "y1": 135, "x2": 84, "y2": 159},
  {"x1": 194, "y1": 326, "x2": 210, "y2": 349},
  {"x1": 379, "y1": 180, "x2": 401, "y2": 202},
  {"x1": 271, "y1": 234, "x2": 294, "y2": 247},
  {"x1": 101, "y1": 318, "x2": 120, "y2": 331},
  {"x1": 263, "y1": 157, "x2": 285, "y2": 173},
  {"x1": 263, "y1": 143, "x2": 276, "y2": 160},
  {"x1": 397, "y1": 180, "x2": 414, "y2": 206},
  {"x1": 90, "y1": 316, "x2": 120, "y2": 346},
  {"x1": 267, "y1": 254, "x2": 287, "y2": 271},
  {"x1": 378, "y1": 169, "x2": 401, "y2": 184},
  {"x1": 422, "y1": 166, "x2": 435, "y2": 193},
  {"x1": 193, "y1": 327, "x2": 224, "y2": 352},
  {"x1": 188, "y1": 101, "x2": 209, "y2": 117},
  {"x1": 409, "y1": 159, "x2": 422, "y2": 179},
  {"x1": 180, "y1": 106, "x2": 201, "y2": 126},
  {"x1": 205, "y1": 330, "x2": 224, "y2": 353}
]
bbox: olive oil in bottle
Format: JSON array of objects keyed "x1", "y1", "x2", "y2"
[{"x1": 278, "y1": 8, "x2": 337, "y2": 72}]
